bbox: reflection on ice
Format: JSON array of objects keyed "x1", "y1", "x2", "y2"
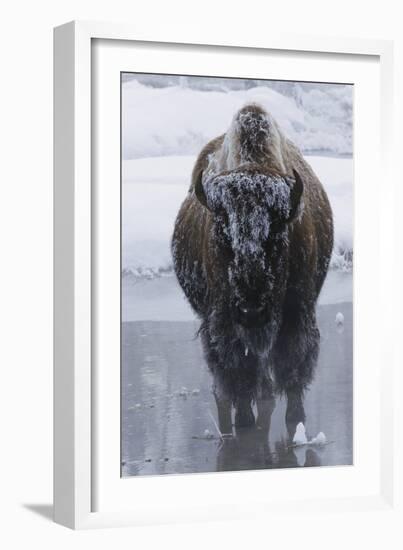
[{"x1": 121, "y1": 300, "x2": 353, "y2": 477}]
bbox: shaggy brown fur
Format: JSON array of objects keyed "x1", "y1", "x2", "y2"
[{"x1": 172, "y1": 103, "x2": 333, "y2": 437}]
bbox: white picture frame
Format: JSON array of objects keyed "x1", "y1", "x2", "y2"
[{"x1": 54, "y1": 20, "x2": 397, "y2": 529}]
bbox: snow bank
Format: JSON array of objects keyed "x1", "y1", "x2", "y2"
[
  {"x1": 293, "y1": 422, "x2": 308, "y2": 445},
  {"x1": 292, "y1": 423, "x2": 327, "y2": 447},
  {"x1": 122, "y1": 80, "x2": 352, "y2": 160},
  {"x1": 335, "y1": 312, "x2": 345, "y2": 325},
  {"x1": 122, "y1": 155, "x2": 353, "y2": 276},
  {"x1": 122, "y1": 157, "x2": 193, "y2": 277},
  {"x1": 305, "y1": 156, "x2": 353, "y2": 271}
]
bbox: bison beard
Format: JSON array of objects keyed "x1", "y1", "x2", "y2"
[{"x1": 171, "y1": 103, "x2": 333, "y2": 438}]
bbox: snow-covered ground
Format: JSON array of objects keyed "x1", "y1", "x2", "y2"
[{"x1": 122, "y1": 154, "x2": 353, "y2": 278}]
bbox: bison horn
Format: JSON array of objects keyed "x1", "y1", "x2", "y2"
[
  {"x1": 194, "y1": 173, "x2": 211, "y2": 211},
  {"x1": 287, "y1": 169, "x2": 304, "y2": 221}
]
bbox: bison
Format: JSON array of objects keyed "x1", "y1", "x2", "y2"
[{"x1": 172, "y1": 103, "x2": 333, "y2": 438}]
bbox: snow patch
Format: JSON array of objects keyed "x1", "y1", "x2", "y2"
[
  {"x1": 335, "y1": 312, "x2": 345, "y2": 325},
  {"x1": 292, "y1": 422, "x2": 328, "y2": 447},
  {"x1": 203, "y1": 429, "x2": 214, "y2": 439},
  {"x1": 310, "y1": 432, "x2": 327, "y2": 445},
  {"x1": 293, "y1": 422, "x2": 308, "y2": 445}
]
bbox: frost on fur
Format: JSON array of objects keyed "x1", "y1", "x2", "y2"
[
  {"x1": 172, "y1": 102, "x2": 334, "y2": 433},
  {"x1": 204, "y1": 171, "x2": 293, "y2": 260}
]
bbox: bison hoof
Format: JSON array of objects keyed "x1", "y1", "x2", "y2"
[{"x1": 235, "y1": 405, "x2": 255, "y2": 429}]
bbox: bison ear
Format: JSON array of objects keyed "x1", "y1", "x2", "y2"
[
  {"x1": 194, "y1": 172, "x2": 210, "y2": 210},
  {"x1": 287, "y1": 169, "x2": 304, "y2": 221}
]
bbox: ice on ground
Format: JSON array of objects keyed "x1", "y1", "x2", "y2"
[
  {"x1": 293, "y1": 423, "x2": 327, "y2": 447},
  {"x1": 203, "y1": 429, "x2": 214, "y2": 440},
  {"x1": 121, "y1": 303, "x2": 353, "y2": 475},
  {"x1": 293, "y1": 446, "x2": 307, "y2": 467},
  {"x1": 293, "y1": 422, "x2": 308, "y2": 445},
  {"x1": 310, "y1": 432, "x2": 327, "y2": 445},
  {"x1": 335, "y1": 312, "x2": 345, "y2": 325}
]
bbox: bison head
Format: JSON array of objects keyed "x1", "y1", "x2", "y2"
[{"x1": 195, "y1": 165, "x2": 303, "y2": 331}]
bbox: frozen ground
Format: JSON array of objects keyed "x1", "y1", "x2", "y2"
[
  {"x1": 121, "y1": 301, "x2": 353, "y2": 476},
  {"x1": 122, "y1": 271, "x2": 352, "y2": 323}
]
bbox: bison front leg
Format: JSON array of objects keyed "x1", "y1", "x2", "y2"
[
  {"x1": 212, "y1": 372, "x2": 255, "y2": 434},
  {"x1": 213, "y1": 387, "x2": 233, "y2": 436},
  {"x1": 285, "y1": 388, "x2": 306, "y2": 438},
  {"x1": 200, "y1": 326, "x2": 234, "y2": 436},
  {"x1": 234, "y1": 397, "x2": 255, "y2": 429},
  {"x1": 272, "y1": 310, "x2": 320, "y2": 439},
  {"x1": 256, "y1": 375, "x2": 276, "y2": 433}
]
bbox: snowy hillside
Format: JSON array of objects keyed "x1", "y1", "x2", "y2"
[{"x1": 122, "y1": 79, "x2": 352, "y2": 160}]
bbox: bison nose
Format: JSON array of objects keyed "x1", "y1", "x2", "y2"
[
  {"x1": 237, "y1": 302, "x2": 265, "y2": 322},
  {"x1": 238, "y1": 301, "x2": 264, "y2": 314}
]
